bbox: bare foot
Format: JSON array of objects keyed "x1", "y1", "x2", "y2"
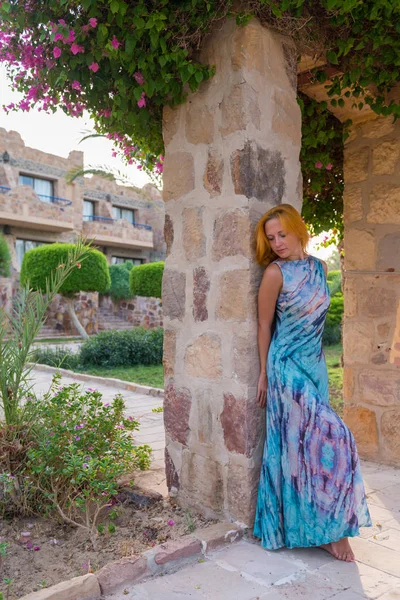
[{"x1": 319, "y1": 538, "x2": 355, "y2": 562}]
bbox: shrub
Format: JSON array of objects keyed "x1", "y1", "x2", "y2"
[
  {"x1": 107, "y1": 263, "x2": 133, "y2": 301},
  {"x1": 80, "y1": 327, "x2": 164, "y2": 367},
  {"x1": 31, "y1": 346, "x2": 80, "y2": 371},
  {"x1": 0, "y1": 234, "x2": 11, "y2": 278},
  {"x1": 130, "y1": 261, "x2": 164, "y2": 298},
  {"x1": 323, "y1": 291, "x2": 344, "y2": 346},
  {"x1": 20, "y1": 243, "x2": 110, "y2": 295},
  {"x1": 26, "y1": 376, "x2": 151, "y2": 546},
  {"x1": 327, "y1": 270, "x2": 342, "y2": 296}
]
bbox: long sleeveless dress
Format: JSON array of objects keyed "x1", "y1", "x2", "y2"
[{"x1": 253, "y1": 255, "x2": 372, "y2": 550}]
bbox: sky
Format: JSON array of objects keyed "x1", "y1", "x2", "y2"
[{"x1": 0, "y1": 66, "x2": 332, "y2": 259}]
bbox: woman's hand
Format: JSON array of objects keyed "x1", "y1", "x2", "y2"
[{"x1": 256, "y1": 372, "x2": 268, "y2": 408}]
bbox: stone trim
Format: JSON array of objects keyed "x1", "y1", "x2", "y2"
[{"x1": 18, "y1": 523, "x2": 245, "y2": 599}]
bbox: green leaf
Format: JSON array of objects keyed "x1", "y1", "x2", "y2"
[
  {"x1": 195, "y1": 71, "x2": 203, "y2": 83},
  {"x1": 326, "y1": 51, "x2": 339, "y2": 65},
  {"x1": 110, "y1": 0, "x2": 120, "y2": 14}
]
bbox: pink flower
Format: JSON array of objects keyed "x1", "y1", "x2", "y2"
[
  {"x1": 326, "y1": 163, "x2": 333, "y2": 171},
  {"x1": 89, "y1": 18, "x2": 98, "y2": 28},
  {"x1": 71, "y1": 43, "x2": 84, "y2": 55},
  {"x1": 66, "y1": 30, "x2": 75, "y2": 43},
  {"x1": 111, "y1": 36, "x2": 121, "y2": 49},
  {"x1": 75, "y1": 435, "x2": 80, "y2": 441},
  {"x1": 167, "y1": 520, "x2": 175, "y2": 526},
  {"x1": 137, "y1": 92, "x2": 146, "y2": 108},
  {"x1": 58, "y1": 19, "x2": 66, "y2": 26},
  {"x1": 112, "y1": 151, "x2": 117, "y2": 158},
  {"x1": 72, "y1": 80, "x2": 81, "y2": 90},
  {"x1": 134, "y1": 71, "x2": 145, "y2": 85},
  {"x1": 315, "y1": 161, "x2": 323, "y2": 169},
  {"x1": 89, "y1": 62, "x2": 99, "y2": 72},
  {"x1": 81, "y1": 25, "x2": 90, "y2": 33},
  {"x1": 53, "y1": 47, "x2": 61, "y2": 59},
  {"x1": 54, "y1": 33, "x2": 64, "y2": 42},
  {"x1": 33, "y1": 546, "x2": 40, "y2": 551}
]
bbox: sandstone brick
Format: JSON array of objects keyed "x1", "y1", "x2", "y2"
[
  {"x1": 162, "y1": 104, "x2": 180, "y2": 146},
  {"x1": 212, "y1": 210, "x2": 251, "y2": 260},
  {"x1": 359, "y1": 371, "x2": 400, "y2": 407},
  {"x1": 193, "y1": 266, "x2": 210, "y2": 322},
  {"x1": 165, "y1": 446, "x2": 180, "y2": 491},
  {"x1": 344, "y1": 405, "x2": 379, "y2": 457},
  {"x1": 272, "y1": 88, "x2": 301, "y2": 145},
  {"x1": 381, "y1": 409, "x2": 400, "y2": 462},
  {"x1": 359, "y1": 287, "x2": 397, "y2": 317},
  {"x1": 343, "y1": 320, "x2": 374, "y2": 364},
  {"x1": 220, "y1": 393, "x2": 262, "y2": 458},
  {"x1": 344, "y1": 229, "x2": 376, "y2": 271},
  {"x1": 182, "y1": 207, "x2": 206, "y2": 262},
  {"x1": 162, "y1": 269, "x2": 186, "y2": 321},
  {"x1": 195, "y1": 389, "x2": 214, "y2": 445},
  {"x1": 193, "y1": 522, "x2": 244, "y2": 552},
  {"x1": 184, "y1": 333, "x2": 222, "y2": 380},
  {"x1": 20, "y1": 575, "x2": 100, "y2": 600},
  {"x1": 232, "y1": 19, "x2": 265, "y2": 73},
  {"x1": 231, "y1": 141, "x2": 285, "y2": 202},
  {"x1": 372, "y1": 139, "x2": 400, "y2": 175},
  {"x1": 220, "y1": 83, "x2": 260, "y2": 137},
  {"x1": 164, "y1": 383, "x2": 192, "y2": 445},
  {"x1": 180, "y1": 451, "x2": 224, "y2": 512},
  {"x1": 343, "y1": 277, "x2": 357, "y2": 318},
  {"x1": 344, "y1": 147, "x2": 369, "y2": 183},
  {"x1": 164, "y1": 214, "x2": 174, "y2": 257},
  {"x1": 377, "y1": 234, "x2": 400, "y2": 272},
  {"x1": 343, "y1": 185, "x2": 363, "y2": 223},
  {"x1": 368, "y1": 184, "x2": 400, "y2": 224},
  {"x1": 96, "y1": 557, "x2": 148, "y2": 595},
  {"x1": 343, "y1": 367, "x2": 355, "y2": 402},
  {"x1": 154, "y1": 537, "x2": 201, "y2": 565},
  {"x1": 163, "y1": 328, "x2": 176, "y2": 379},
  {"x1": 204, "y1": 149, "x2": 224, "y2": 196},
  {"x1": 377, "y1": 321, "x2": 392, "y2": 340},
  {"x1": 186, "y1": 104, "x2": 214, "y2": 145},
  {"x1": 361, "y1": 116, "x2": 395, "y2": 138},
  {"x1": 216, "y1": 270, "x2": 255, "y2": 321},
  {"x1": 227, "y1": 458, "x2": 260, "y2": 525},
  {"x1": 163, "y1": 152, "x2": 195, "y2": 201},
  {"x1": 232, "y1": 330, "x2": 260, "y2": 385}
]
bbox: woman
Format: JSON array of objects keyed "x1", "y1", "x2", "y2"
[{"x1": 253, "y1": 204, "x2": 372, "y2": 563}]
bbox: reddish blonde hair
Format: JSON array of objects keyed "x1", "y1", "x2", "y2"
[{"x1": 255, "y1": 204, "x2": 310, "y2": 267}]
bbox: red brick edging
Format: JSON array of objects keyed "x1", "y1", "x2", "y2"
[{"x1": 20, "y1": 522, "x2": 245, "y2": 599}]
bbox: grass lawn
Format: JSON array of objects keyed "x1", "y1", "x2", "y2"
[
  {"x1": 77, "y1": 364, "x2": 164, "y2": 389},
  {"x1": 324, "y1": 342, "x2": 343, "y2": 416}
]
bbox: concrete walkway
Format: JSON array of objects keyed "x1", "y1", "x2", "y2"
[
  {"x1": 31, "y1": 370, "x2": 400, "y2": 599},
  {"x1": 31, "y1": 368, "x2": 167, "y2": 494}
]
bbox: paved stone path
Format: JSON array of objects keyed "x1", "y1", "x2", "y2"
[
  {"x1": 32, "y1": 370, "x2": 400, "y2": 599},
  {"x1": 31, "y1": 368, "x2": 167, "y2": 494}
]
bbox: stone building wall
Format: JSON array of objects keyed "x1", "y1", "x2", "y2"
[
  {"x1": 343, "y1": 115, "x2": 400, "y2": 466},
  {"x1": 162, "y1": 18, "x2": 302, "y2": 524},
  {"x1": 0, "y1": 277, "x2": 12, "y2": 314},
  {"x1": 99, "y1": 294, "x2": 163, "y2": 329},
  {"x1": 45, "y1": 292, "x2": 99, "y2": 336}
]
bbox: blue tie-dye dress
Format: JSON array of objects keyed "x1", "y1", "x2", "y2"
[{"x1": 253, "y1": 255, "x2": 372, "y2": 550}]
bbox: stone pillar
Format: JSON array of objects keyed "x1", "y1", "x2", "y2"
[
  {"x1": 343, "y1": 115, "x2": 400, "y2": 466},
  {"x1": 162, "y1": 18, "x2": 302, "y2": 523}
]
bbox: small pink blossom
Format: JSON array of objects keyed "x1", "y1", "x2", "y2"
[
  {"x1": 89, "y1": 18, "x2": 98, "y2": 28},
  {"x1": 111, "y1": 35, "x2": 121, "y2": 49},
  {"x1": 54, "y1": 33, "x2": 64, "y2": 42},
  {"x1": 326, "y1": 163, "x2": 333, "y2": 171},
  {"x1": 134, "y1": 71, "x2": 145, "y2": 85},
  {"x1": 137, "y1": 92, "x2": 146, "y2": 108},
  {"x1": 315, "y1": 161, "x2": 323, "y2": 169},
  {"x1": 75, "y1": 435, "x2": 81, "y2": 441},
  {"x1": 167, "y1": 520, "x2": 175, "y2": 526},
  {"x1": 33, "y1": 545, "x2": 40, "y2": 551},
  {"x1": 53, "y1": 47, "x2": 62, "y2": 59},
  {"x1": 72, "y1": 80, "x2": 81, "y2": 90},
  {"x1": 81, "y1": 25, "x2": 90, "y2": 34},
  {"x1": 71, "y1": 43, "x2": 84, "y2": 55},
  {"x1": 88, "y1": 62, "x2": 99, "y2": 72},
  {"x1": 58, "y1": 19, "x2": 66, "y2": 26},
  {"x1": 66, "y1": 30, "x2": 76, "y2": 43},
  {"x1": 112, "y1": 151, "x2": 117, "y2": 158}
]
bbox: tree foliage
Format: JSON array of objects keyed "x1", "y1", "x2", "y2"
[
  {"x1": 130, "y1": 261, "x2": 164, "y2": 299},
  {"x1": 1, "y1": 0, "x2": 400, "y2": 238}
]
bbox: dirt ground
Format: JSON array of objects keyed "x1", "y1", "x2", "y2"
[{"x1": 0, "y1": 493, "x2": 215, "y2": 599}]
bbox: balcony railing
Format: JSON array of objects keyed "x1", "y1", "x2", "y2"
[
  {"x1": 83, "y1": 214, "x2": 152, "y2": 231},
  {"x1": 0, "y1": 185, "x2": 71, "y2": 207}
]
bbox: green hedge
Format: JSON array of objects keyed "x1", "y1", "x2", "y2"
[
  {"x1": 327, "y1": 270, "x2": 342, "y2": 296},
  {"x1": 80, "y1": 327, "x2": 163, "y2": 367},
  {"x1": 130, "y1": 261, "x2": 164, "y2": 299},
  {"x1": 0, "y1": 233, "x2": 11, "y2": 277},
  {"x1": 21, "y1": 243, "x2": 110, "y2": 295},
  {"x1": 107, "y1": 262, "x2": 133, "y2": 301},
  {"x1": 323, "y1": 290, "x2": 344, "y2": 346}
]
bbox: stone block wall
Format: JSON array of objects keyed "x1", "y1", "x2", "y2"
[
  {"x1": 0, "y1": 277, "x2": 12, "y2": 314},
  {"x1": 45, "y1": 292, "x2": 99, "y2": 335},
  {"x1": 343, "y1": 115, "x2": 400, "y2": 466},
  {"x1": 99, "y1": 294, "x2": 163, "y2": 329},
  {"x1": 162, "y1": 18, "x2": 302, "y2": 524}
]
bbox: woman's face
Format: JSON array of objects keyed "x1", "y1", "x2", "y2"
[{"x1": 264, "y1": 217, "x2": 301, "y2": 259}]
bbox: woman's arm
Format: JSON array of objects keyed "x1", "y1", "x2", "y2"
[{"x1": 256, "y1": 264, "x2": 282, "y2": 407}]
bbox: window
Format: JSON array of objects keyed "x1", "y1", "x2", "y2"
[
  {"x1": 83, "y1": 200, "x2": 95, "y2": 221},
  {"x1": 16, "y1": 239, "x2": 48, "y2": 267},
  {"x1": 19, "y1": 175, "x2": 54, "y2": 202},
  {"x1": 112, "y1": 206, "x2": 136, "y2": 224},
  {"x1": 111, "y1": 257, "x2": 143, "y2": 266}
]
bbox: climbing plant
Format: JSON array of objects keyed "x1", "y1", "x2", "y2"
[{"x1": 1, "y1": 0, "x2": 400, "y2": 240}]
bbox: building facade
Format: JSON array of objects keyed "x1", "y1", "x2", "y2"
[{"x1": 0, "y1": 128, "x2": 166, "y2": 279}]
